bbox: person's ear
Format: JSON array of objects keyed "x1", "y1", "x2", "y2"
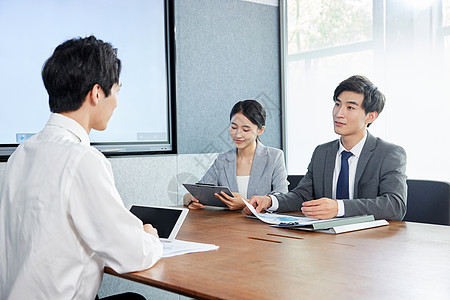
[
  {"x1": 89, "y1": 84, "x2": 102, "y2": 106},
  {"x1": 365, "y1": 111, "x2": 378, "y2": 126},
  {"x1": 257, "y1": 126, "x2": 266, "y2": 136}
]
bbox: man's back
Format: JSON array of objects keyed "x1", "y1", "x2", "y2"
[{"x1": 0, "y1": 114, "x2": 162, "y2": 299}]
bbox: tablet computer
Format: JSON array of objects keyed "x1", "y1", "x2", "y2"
[
  {"x1": 183, "y1": 183, "x2": 233, "y2": 207},
  {"x1": 129, "y1": 205, "x2": 188, "y2": 241}
]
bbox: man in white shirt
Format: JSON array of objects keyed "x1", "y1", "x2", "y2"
[
  {"x1": 0, "y1": 36, "x2": 163, "y2": 299},
  {"x1": 245, "y1": 75, "x2": 407, "y2": 220}
]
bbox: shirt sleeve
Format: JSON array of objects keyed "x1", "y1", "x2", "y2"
[
  {"x1": 267, "y1": 195, "x2": 279, "y2": 212},
  {"x1": 67, "y1": 150, "x2": 163, "y2": 274},
  {"x1": 336, "y1": 200, "x2": 345, "y2": 216}
]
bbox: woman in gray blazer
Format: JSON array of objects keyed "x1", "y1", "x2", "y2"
[{"x1": 184, "y1": 100, "x2": 288, "y2": 210}]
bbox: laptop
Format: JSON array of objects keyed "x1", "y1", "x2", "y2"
[{"x1": 130, "y1": 205, "x2": 188, "y2": 241}]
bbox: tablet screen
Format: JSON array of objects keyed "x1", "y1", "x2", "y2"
[{"x1": 130, "y1": 206, "x2": 188, "y2": 240}]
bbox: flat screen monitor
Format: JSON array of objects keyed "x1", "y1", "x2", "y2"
[{"x1": 0, "y1": 0, "x2": 176, "y2": 160}]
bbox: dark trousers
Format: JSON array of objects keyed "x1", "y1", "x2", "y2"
[{"x1": 96, "y1": 292, "x2": 146, "y2": 300}]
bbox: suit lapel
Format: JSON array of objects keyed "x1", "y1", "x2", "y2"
[
  {"x1": 224, "y1": 149, "x2": 238, "y2": 192},
  {"x1": 354, "y1": 132, "x2": 376, "y2": 197},
  {"x1": 247, "y1": 142, "x2": 267, "y2": 198},
  {"x1": 324, "y1": 141, "x2": 339, "y2": 197}
]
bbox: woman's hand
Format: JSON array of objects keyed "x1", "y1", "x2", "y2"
[
  {"x1": 183, "y1": 193, "x2": 206, "y2": 209},
  {"x1": 215, "y1": 191, "x2": 246, "y2": 210}
]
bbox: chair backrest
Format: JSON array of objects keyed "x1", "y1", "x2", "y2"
[
  {"x1": 287, "y1": 175, "x2": 304, "y2": 191},
  {"x1": 403, "y1": 179, "x2": 450, "y2": 225}
]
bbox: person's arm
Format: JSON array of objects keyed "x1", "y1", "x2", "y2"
[
  {"x1": 245, "y1": 195, "x2": 272, "y2": 214},
  {"x1": 184, "y1": 156, "x2": 220, "y2": 209},
  {"x1": 197, "y1": 154, "x2": 247, "y2": 210},
  {"x1": 275, "y1": 148, "x2": 319, "y2": 212},
  {"x1": 268, "y1": 150, "x2": 289, "y2": 194},
  {"x1": 343, "y1": 145, "x2": 407, "y2": 220},
  {"x1": 247, "y1": 173, "x2": 312, "y2": 214},
  {"x1": 217, "y1": 149, "x2": 290, "y2": 211},
  {"x1": 68, "y1": 150, "x2": 163, "y2": 273},
  {"x1": 247, "y1": 148, "x2": 318, "y2": 214}
]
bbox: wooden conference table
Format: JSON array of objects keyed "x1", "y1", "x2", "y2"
[{"x1": 106, "y1": 208, "x2": 450, "y2": 300}]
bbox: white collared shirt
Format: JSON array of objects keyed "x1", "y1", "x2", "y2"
[
  {"x1": 333, "y1": 132, "x2": 367, "y2": 216},
  {"x1": 0, "y1": 113, "x2": 163, "y2": 299}
]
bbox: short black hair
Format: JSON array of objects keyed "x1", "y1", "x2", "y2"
[
  {"x1": 230, "y1": 100, "x2": 266, "y2": 129},
  {"x1": 42, "y1": 35, "x2": 121, "y2": 113},
  {"x1": 333, "y1": 75, "x2": 385, "y2": 127}
]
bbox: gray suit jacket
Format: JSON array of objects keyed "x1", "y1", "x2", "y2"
[
  {"x1": 277, "y1": 132, "x2": 407, "y2": 220},
  {"x1": 199, "y1": 142, "x2": 288, "y2": 198}
]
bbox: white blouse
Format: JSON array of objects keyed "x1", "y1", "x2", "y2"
[{"x1": 236, "y1": 175, "x2": 250, "y2": 198}]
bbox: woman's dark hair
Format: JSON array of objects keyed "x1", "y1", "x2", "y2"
[
  {"x1": 42, "y1": 35, "x2": 121, "y2": 113},
  {"x1": 229, "y1": 100, "x2": 266, "y2": 129},
  {"x1": 333, "y1": 75, "x2": 385, "y2": 127}
]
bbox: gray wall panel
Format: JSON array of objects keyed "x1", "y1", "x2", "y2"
[{"x1": 175, "y1": 0, "x2": 281, "y2": 154}]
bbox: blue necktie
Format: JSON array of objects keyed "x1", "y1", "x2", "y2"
[{"x1": 336, "y1": 151, "x2": 353, "y2": 199}]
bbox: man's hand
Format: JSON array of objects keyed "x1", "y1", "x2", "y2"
[
  {"x1": 301, "y1": 198, "x2": 338, "y2": 219},
  {"x1": 244, "y1": 195, "x2": 272, "y2": 215},
  {"x1": 143, "y1": 224, "x2": 159, "y2": 238},
  {"x1": 215, "y1": 192, "x2": 246, "y2": 210}
]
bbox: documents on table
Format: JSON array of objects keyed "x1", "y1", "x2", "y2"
[
  {"x1": 162, "y1": 239, "x2": 219, "y2": 258},
  {"x1": 243, "y1": 199, "x2": 388, "y2": 234},
  {"x1": 243, "y1": 198, "x2": 338, "y2": 225}
]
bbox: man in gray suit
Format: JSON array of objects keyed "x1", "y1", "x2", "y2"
[{"x1": 246, "y1": 75, "x2": 407, "y2": 220}]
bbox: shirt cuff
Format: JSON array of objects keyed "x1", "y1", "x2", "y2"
[
  {"x1": 267, "y1": 195, "x2": 279, "y2": 212},
  {"x1": 336, "y1": 200, "x2": 345, "y2": 217}
]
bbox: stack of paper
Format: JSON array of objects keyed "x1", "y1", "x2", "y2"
[{"x1": 162, "y1": 239, "x2": 219, "y2": 258}]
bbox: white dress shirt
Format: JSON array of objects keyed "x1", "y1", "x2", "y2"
[
  {"x1": 268, "y1": 133, "x2": 367, "y2": 216},
  {"x1": 333, "y1": 133, "x2": 367, "y2": 216},
  {"x1": 0, "y1": 114, "x2": 163, "y2": 300}
]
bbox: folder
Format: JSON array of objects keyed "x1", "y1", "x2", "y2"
[{"x1": 272, "y1": 215, "x2": 388, "y2": 234}]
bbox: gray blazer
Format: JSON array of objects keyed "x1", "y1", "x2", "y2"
[
  {"x1": 199, "y1": 142, "x2": 289, "y2": 198},
  {"x1": 277, "y1": 132, "x2": 407, "y2": 220}
]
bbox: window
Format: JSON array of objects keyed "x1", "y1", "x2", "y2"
[
  {"x1": 283, "y1": 0, "x2": 450, "y2": 182},
  {"x1": 443, "y1": 0, "x2": 450, "y2": 27}
]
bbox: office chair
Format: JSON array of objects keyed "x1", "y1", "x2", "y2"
[
  {"x1": 403, "y1": 179, "x2": 450, "y2": 225},
  {"x1": 287, "y1": 175, "x2": 304, "y2": 191}
]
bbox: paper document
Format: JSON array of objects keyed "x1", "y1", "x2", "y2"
[
  {"x1": 162, "y1": 239, "x2": 219, "y2": 258},
  {"x1": 242, "y1": 199, "x2": 338, "y2": 225}
]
